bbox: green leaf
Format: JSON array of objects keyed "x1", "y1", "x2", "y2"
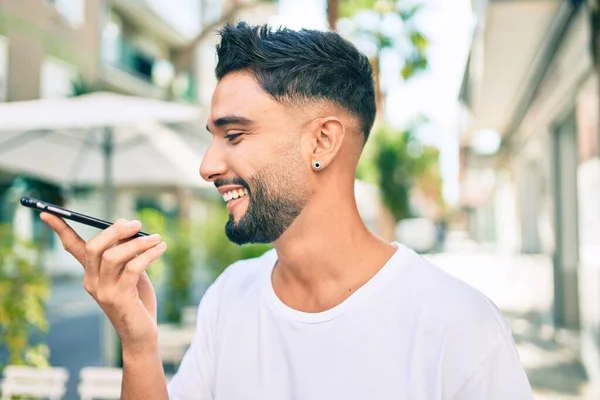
[
  {"x1": 400, "y1": 52, "x2": 428, "y2": 79},
  {"x1": 339, "y1": 0, "x2": 380, "y2": 19},
  {"x1": 401, "y1": 63, "x2": 415, "y2": 80},
  {"x1": 398, "y1": 4, "x2": 423, "y2": 21},
  {"x1": 377, "y1": 33, "x2": 394, "y2": 49},
  {"x1": 409, "y1": 31, "x2": 429, "y2": 52},
  {"x1": 360, "y1": 124, "x2": 441, "y2": 222}
]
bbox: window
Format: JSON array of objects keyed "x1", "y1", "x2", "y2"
[
  {"x1": 120, "y1": 37, "x2": 156, "y2": 82},
  {"x1": 102, "y1": 9, "x2": 172, "y2": 84},
  {"x1": 40, "y1": 57, "x2": 77, "y2": 98},
  {"x1": 147, "y1": 0, "x2": 202, "y2": 37},
  {"x1": 45, "y1": 0, "x2": 86, "y2": 28},
  {"x1": 101, "y1": 11, "x2": 122, "y2": 65}
]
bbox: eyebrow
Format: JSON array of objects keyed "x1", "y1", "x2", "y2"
[{"x1": 206, "y1": 115, "x2": 254, "y2": 133}]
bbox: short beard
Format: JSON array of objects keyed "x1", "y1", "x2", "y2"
[{"x1": 223, "y1": 153, "x2": 308, "y2": 245}]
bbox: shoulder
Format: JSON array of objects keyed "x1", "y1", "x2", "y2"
[
  {"x1": 395, "y1": 245, "x2": 510, "y2": 337},
  {"x1": 393, "y1": 246, "x2": 520, "y2": 392}
]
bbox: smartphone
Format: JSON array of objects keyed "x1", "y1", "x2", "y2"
[{"x1": 20, "y1": 197, "x2": 150, "y2": 238}]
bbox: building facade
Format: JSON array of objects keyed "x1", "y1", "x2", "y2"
[
  {"x1": 0, "y1": 0, "x2": 200, "y2": 102},
  {"x1": 459, "y1": 0, "x2": 600, "y2": 386}
]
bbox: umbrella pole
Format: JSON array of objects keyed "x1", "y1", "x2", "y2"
[
  {"x1": 102, "y1": 126, "x2": 118, "y2": 367},
  {"x1": 103, "y1": 127, "x2": 116, "y2": 222}
]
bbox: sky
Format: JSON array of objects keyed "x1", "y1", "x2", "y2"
[{"x1": 276, "y1": 0, "x2": 475, "y2": 205}]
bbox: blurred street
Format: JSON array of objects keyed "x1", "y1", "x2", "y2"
[
  {"x1": 1, "y1": 0, "x2": 599, "y2": 398},
  {"x1": 46, "y1": 279, "x2": 102, "y2": 400},
  {"x1": 427, "y1": 246, "x2": 595, "y2": 399}
]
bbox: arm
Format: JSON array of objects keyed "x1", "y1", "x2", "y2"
[{"x1": 122, "y1": 343, "x2": 168, "y2": 400}]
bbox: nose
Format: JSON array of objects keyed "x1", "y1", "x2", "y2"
[{"x1": 200, "y1": 140, "x2": 228, "y2": 182}]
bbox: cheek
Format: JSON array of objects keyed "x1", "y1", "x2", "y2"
[
  {"x1": 225, "y1": 148, "x2": 256, "y2": 179},
  {"x1": 275, "y1": 149, "x2": 310, "y2": 188},
  {"x1": 229, "y1": 138, "x2": 272, "y2": 168},
  {"x1": 232, "y1": 136, "x2": 299, "y2": 176}
]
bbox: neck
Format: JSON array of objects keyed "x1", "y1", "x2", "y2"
[{"x1": 271, "y1": 183, "x2": 397, "y2": 312}]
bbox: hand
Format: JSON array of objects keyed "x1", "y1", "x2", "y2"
[{"x1": 41, "y1": 213, "x2": 167, "y2": 351}]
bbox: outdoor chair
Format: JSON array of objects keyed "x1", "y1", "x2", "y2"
[
  {"x1": 77, "y1": 367, "x2": 122, "y2": 400},
  {"x1": 0, "y1": 365, "x2": 68, "y2": 400}
]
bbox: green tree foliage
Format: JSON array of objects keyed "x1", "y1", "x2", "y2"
[
  {"x1": 337, "y1": 0, "x2": 428, "y2": 81},
  {"x1": 136, "y1": 208, "x2": 190, "y2": 324},
  {"x1": 335, "y1": 1, "x2": 438, "y2": 221},
  {"x1": 0, "y1": 224, "x2": 50, "y2": 368},
  {"x1": 358, "y1": 123, "x2": 441, "y2": 222}
]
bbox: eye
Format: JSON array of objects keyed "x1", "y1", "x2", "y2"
[{"x1": 225, "y1": 133, "x2": 243, "y2": 145}]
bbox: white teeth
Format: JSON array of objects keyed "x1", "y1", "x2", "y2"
[{"x1": 222, "y1": 188, "x2": 248, "y2": 202}]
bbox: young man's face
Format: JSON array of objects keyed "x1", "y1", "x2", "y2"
[{"x1": 201, "y1": 71, "x2": 311, "y2": 245}]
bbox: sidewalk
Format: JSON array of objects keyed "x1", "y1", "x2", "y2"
[
  {"x1": 505, "y1": 309, "x2": 593, "y2": 399},
  {"x1": 425, "y1": 251, "x2": 594, "y2": 399}
]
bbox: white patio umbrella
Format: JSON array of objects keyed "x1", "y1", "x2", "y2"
[
  {"x1": 0, "y1": 91, "x2": 202, "y2": 131},
  {"x1": 0, "y1": 92, "x2": 214, "y2": 368},
  {"x1": 0, "y1": 92, "x2": 212, "y2": 220}
]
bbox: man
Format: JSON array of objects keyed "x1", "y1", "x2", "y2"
[{"x1": 42, "y1": 22, "x2": 534, "y2": 399}]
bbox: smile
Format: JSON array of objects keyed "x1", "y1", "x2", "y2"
[{"x1": 222, "y1": 188, "x2": 249, "y2": 202}]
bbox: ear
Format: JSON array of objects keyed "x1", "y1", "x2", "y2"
[{"x1": 309, "y1": 117, "x2": 345, "y2": 170}]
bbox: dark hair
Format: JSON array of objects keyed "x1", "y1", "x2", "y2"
[{"x1": 215, "y1": 22, "x2": 376, "y2": 142}]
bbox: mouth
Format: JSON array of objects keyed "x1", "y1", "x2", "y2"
[
  {"x1": 221, "y1": 187, "x2": 249, "y2": 203},
  {"x1": 220, "y1": 187, "x2": 250, "y2": 214}
]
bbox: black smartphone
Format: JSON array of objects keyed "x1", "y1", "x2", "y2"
[{"x1": 20, "y1": 197, "x2": 150, "y2": 238}]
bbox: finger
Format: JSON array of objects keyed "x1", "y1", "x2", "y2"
[
  {"x1": 99, "y1": 233, "x2": 162, "y2": 283},
  {"x1": 119, "y1": 241, "x2": 167, "y2": 288},
  {"x1": 117, "y1": 237, "x2": 133, "y2": 246},
  {"x1": 87, "y1": 219, "x2": 143, "y2": 254},
  {"x1": 137, "y1": 272, "x2": 157, "y2": 319},
  {"x1": 40, "y1": 212, "x2": 86, "y2": 264},
  {"x1": 85, "y1": 219, "x2": 142, "y2": 280}
]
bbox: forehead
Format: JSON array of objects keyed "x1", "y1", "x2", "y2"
[{"x1": 209, "y1": 71, "x2": 278, "y2": 123}]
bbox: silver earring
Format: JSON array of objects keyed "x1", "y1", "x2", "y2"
[{"x1": 313, "y1": 161, "x2": 321, "y2": 170}]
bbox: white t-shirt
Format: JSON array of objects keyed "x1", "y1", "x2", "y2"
[{"x1": 167, "y1": 243, "x2": 533, "y2": 399}]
